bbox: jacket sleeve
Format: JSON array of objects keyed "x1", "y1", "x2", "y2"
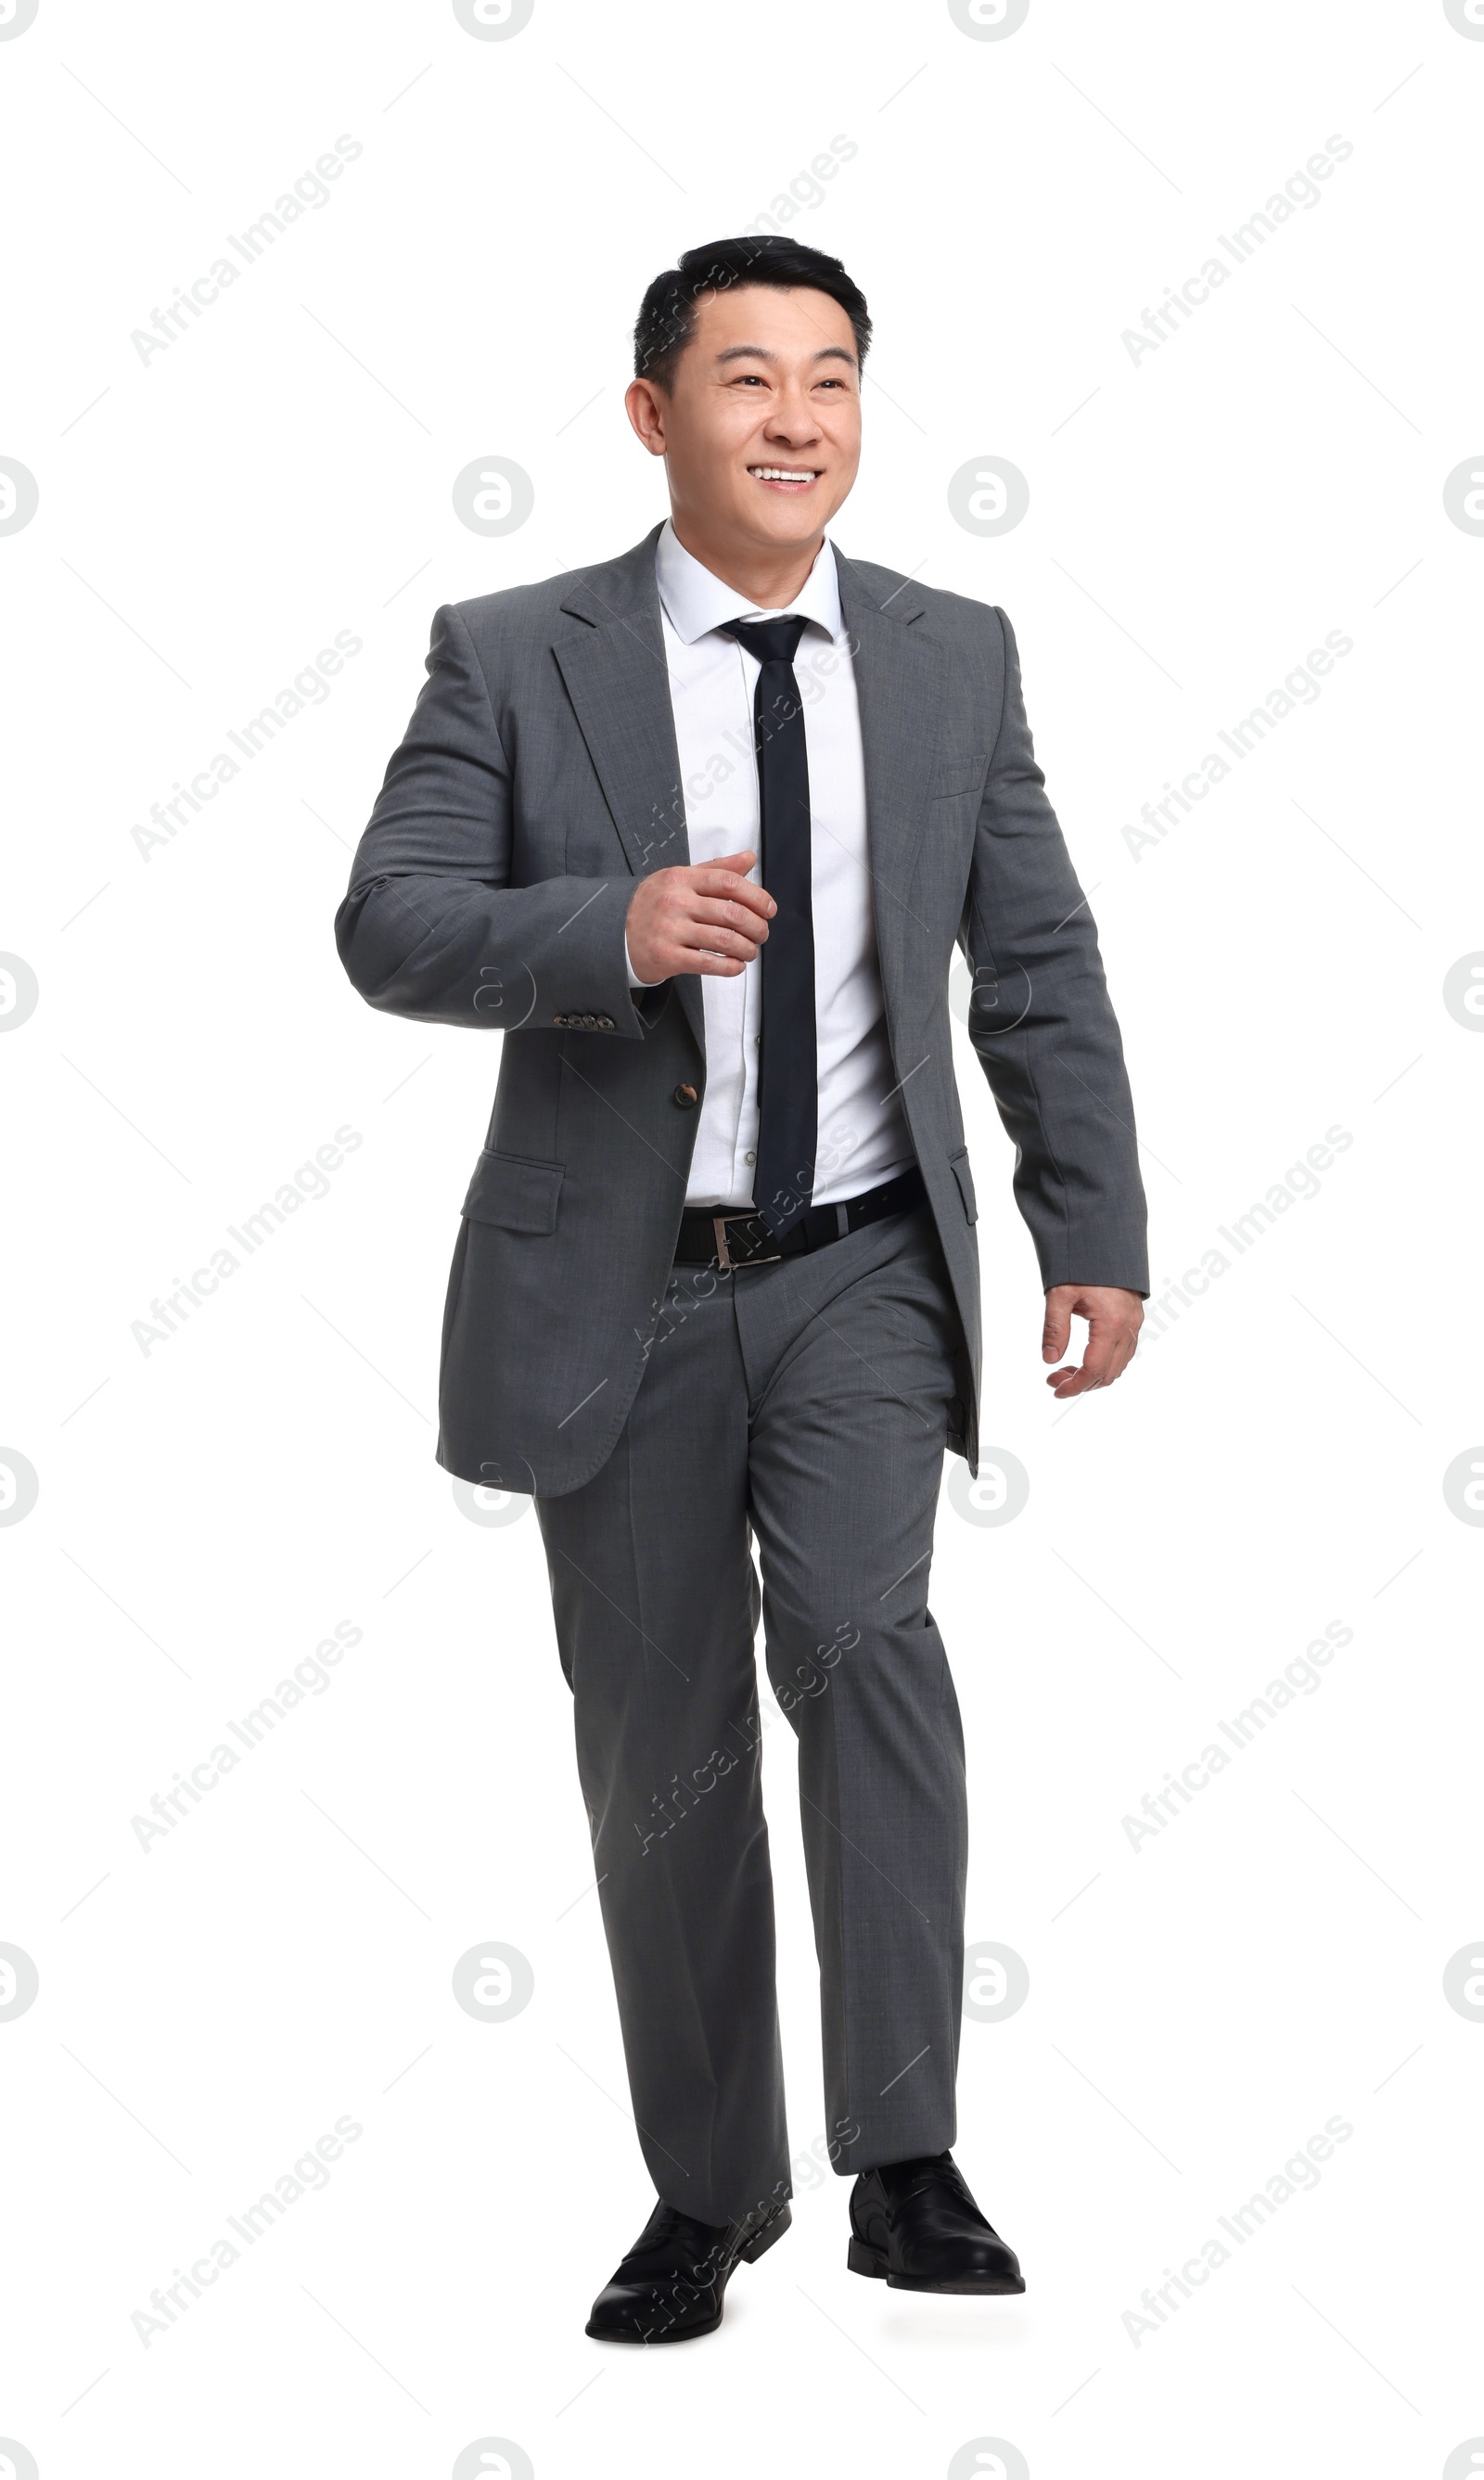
[
  {"x1": 334, "y1": 603, "x2": 650, "y2": 1037},
  {"x1": 959, "y1": 607, "x2": 1150, "y2": 1297}
]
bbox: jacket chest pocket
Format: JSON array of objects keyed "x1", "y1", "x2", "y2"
[{"x1": 932, "y1": 752, "x2": 987, "y2": 803}]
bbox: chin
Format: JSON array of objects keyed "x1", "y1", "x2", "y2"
[{"x1": 745, "y1": 494, "x2": 831, "y2": 538}]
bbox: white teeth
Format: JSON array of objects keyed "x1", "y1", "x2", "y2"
[{"x1": 750, "y1": 467, "x2": 816, "y2": 482}]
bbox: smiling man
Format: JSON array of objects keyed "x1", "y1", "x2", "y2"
[{"x1": 336, "y1": 235, "x2": 1148, "y2": 2344}]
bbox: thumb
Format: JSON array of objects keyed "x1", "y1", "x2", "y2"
[
  {"x1": 1043, "y1": 1291, "x2": 1072, "y2": 1362},
  {"x1": 711, "y1": 850, "x2": 757, "y2": 876}
]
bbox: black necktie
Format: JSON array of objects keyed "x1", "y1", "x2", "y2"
[{"x1": 718, "y1": 614, "x2": 816, "y2": 1238}]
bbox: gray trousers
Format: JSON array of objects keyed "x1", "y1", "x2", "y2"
[{"x1": 534, "y1": 1200, "x2": 969, "y2": 2228}]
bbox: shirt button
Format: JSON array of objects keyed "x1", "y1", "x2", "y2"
[
  {"x1": 672, "y1": 1082, "x2": 699, "y2": 1108},
  {"x1": 745, "y1": 1149, "x2": 756, "y2": 1164}
]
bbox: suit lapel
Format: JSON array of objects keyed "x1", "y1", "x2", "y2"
[
  {"x1": 551, "y1": 529, "x2": 703, "y2": 1049},
  {"x1": 834, "y1": 549, "x2": 943, "y2": 1016}
]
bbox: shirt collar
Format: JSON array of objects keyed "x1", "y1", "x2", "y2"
[{"x1": 655, "y1": 517, "x2": 841, "y2": 646}]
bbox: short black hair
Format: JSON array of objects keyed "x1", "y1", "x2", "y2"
[{"x1": 633, "y1": 235, "x2": 871, "y2": 391}]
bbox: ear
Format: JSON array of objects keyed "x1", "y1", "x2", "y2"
[{"x1": 625, "y1": 377, "x2": 669, "y2": 456}]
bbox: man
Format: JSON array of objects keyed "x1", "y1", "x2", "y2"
[{"x1": 336, "y1": 235, "x2": 1148, "y2": 2344}]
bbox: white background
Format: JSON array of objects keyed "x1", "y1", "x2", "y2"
[{"x1": 3, "y1": 2, "x2": 1481, "y2": 2474}]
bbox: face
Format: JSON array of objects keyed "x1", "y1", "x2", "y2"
[{"x1": 626, "y1": 283, "x2": 862, "y2": 555}]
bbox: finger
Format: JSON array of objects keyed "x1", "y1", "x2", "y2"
[
  {"x1": 710, "y1": 850, "x2": 757, "y2": 876},
  {"x1": 654, "y1": 944, "x2": 748, "y2": 979},
  {"x1": 692, "y1": 869, "x2": 774, "y2": 917},
  {"x1": 1081, "y1": 1319, "x2": 1138, "y2": 1389},
  {"x1": 672, "y1": 919, "x2": 761, "y2": 962},
  {"x1": 686, "y1": 897, "x2": 771, "y2": 938},
  {"x1": 1080, "y1": 1324, "x2": 1119, "y2": 1387},
  {"x1": 1046, "y1": 1322, "x2": 1137, "y2": 1396},
  {"x1": 1095, "y1": 1319, "x2": 1142, "y2": 1385},
  {"x1": 1105, "y1": 1327, "x2": 1140, "y2": 1384},
  {"x1": 1050, "y1": 1368, "x2": 1098, "y2": 1399},
  {"x1": 673, "y1": 906, "x2": 762, "y2": 948},
  {"x1": 1045, "y1": 1337, "x2": 1096, "y2": 1395}
]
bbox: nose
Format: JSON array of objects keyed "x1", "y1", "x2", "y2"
[{"x1": 763, "y1": 386, "x2": 822, "y2": 445}]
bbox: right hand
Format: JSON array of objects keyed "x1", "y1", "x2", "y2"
[{"x1": 625, "y1": 849, "x2": 774, "y2": 982}]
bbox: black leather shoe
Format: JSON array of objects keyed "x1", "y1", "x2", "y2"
[
  {"x1": 585, "y1": 2197, "x2": 791, "y2": 2343},
  {"x1": 848, "y1": 2153, "x2": 1024, "y2": 2294}
]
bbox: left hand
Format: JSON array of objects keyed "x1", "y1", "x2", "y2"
[{"x1": 1042, "y1": 1284, "x2": 1144, "y2": 1399}]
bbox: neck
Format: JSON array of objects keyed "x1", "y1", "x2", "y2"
[{"x1": 668, "y1": 513, "x2": 825, "y2": 611}]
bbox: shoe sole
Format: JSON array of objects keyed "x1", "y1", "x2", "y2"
[
  {"x1": 586, "y1": 2205, "x2": 792, "y2": 2343},
  {"x1": 847, "y1": 2235, "x2": 1025, "y2": 2294},
  {"x1": 737, "y1": 2207, "x2": 791, "y2": 2265}
]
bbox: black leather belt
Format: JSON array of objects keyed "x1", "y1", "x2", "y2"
[{"x1": 673, "y1": 1166, "x2": 926, "y2": 1271}]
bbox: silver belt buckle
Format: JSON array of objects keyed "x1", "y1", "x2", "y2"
[{"x1": 712, "y1": 1213, "x2": 781, "y2": 1271}]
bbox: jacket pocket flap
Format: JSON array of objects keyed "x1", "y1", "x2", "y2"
[
  {"x1": 462, "y1": 1149, "x2": 564, "y2": 1234},
  {"x1": 949, "y1": 1147, "x2": 979, "y2": 1223},
  {"x1": 932, "y1": 753, "x2": 987, "y2": 799}
]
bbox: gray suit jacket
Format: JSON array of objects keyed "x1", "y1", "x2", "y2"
[{"x1": 335, "y1": 523, "x2": 1148, "y2": 1497}]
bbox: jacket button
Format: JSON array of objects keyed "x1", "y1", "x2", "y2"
[
  {"x1": 672, "y1": 1082, "x2": 699, "y2": 1108},
  {"x1": 597, "y1": 1015, "x2": 615, "y2": 1029},
  {"x1": 552, "y1": 1014, "x2": 566, "y2": 1026}
]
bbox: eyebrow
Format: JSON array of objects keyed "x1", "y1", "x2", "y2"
[{"x1": 713, "y1": 343, "x2": 858, "y2": 369}]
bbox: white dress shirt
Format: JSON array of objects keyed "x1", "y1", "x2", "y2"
[{"x1": 626, "y1": 519, "x2": 915, "y2": 1212}]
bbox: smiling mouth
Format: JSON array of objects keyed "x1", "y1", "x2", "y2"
[{"x1": 748, "y1": 466, "x2": 822, "y2": 488}]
